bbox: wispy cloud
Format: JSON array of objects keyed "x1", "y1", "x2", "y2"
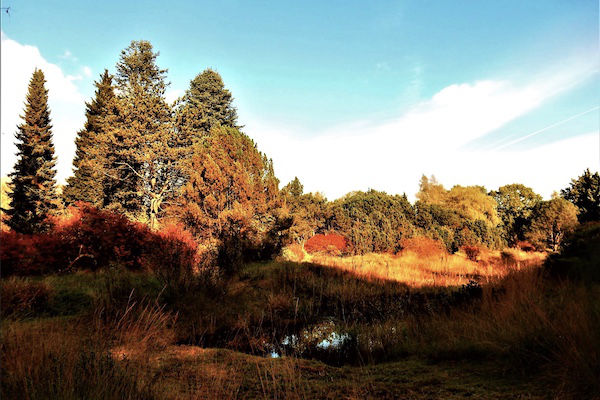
[
  {"x1": 242, "y1": 57, "x2": 597, "y2": 200},
  {"x1": 491, "y1": 106, "x2": 599, "y2": 151},
  {"x1": 59, "y1": 49, "x2": 78, "y2": 62}
]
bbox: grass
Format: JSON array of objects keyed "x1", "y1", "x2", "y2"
[
  {"x1": 2, "y1": 225, "x2": 598, "y2": 399},
  {"x1": 289, "y1": 246, "x2": 546, "y2": 287}
]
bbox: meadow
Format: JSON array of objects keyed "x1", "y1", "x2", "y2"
[{"x1": 2, "y1": 222, "x2": 598, "y2": 399}]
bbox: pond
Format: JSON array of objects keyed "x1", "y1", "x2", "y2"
[{"x1": 264, "y1": 319, "x2": 359, "y2": 366}]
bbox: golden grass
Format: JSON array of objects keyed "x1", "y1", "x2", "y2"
[{"x1": 285, "y1": 246, "x2": 547, "y2": 287}]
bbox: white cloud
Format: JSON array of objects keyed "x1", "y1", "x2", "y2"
[
  {"x1": 1, "y1": 32, "x2": 86, "y2": 184},
  {"x1": 82, "y1": 66, "x2": 92, "y2": 77},
  {"x1": 242, "y1": 59, "x2": 598, "y2": 201},
  {"x1": 165, "y1": 88, "x2": 184, "y2": 104},
  {"x1": 59, "y1": 49, "x2": 77, "y2": 62}
]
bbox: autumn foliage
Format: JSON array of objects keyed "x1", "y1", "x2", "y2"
[
  {"x1": 0, "y1": 204, "x2": 198, "y2": 280},
  {"x1": 304, "y1": 232, "x2": 348, "y2": 255}
]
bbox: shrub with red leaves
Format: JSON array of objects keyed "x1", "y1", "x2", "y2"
[
  {"x1": 304, "y1": 233, "x2": 348, "y2": 255},
  {"x1": 462, "y1": 245, "x2": 481, "y2": 262},
  {"x1": 143, "y1": 223, "x2": 199, "y2": 287},
  {"x1": 0, "y1": 204, "x2": 198, "y2": 281}
]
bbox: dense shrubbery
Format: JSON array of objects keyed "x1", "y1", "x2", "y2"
[
  {"x1": 0, "y1": 204, "x2": 199, "y2": 282},
  {"x1": 327, "y1": 190, "x2": 414, "y2": 254},
  {"x1": 304, "y1": 232, "x2": 348, "y2": 255}
]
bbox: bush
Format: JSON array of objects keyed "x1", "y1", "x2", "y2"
[
  {"x1": 305, "y1": 233, "x2": 348, "y2": 255},
  {"x1": 462, "y1": 245, "x2": 481, "y2": 261},
  {"x1": 142, "y1": 223, "x2": 198, "y2": 287},
  {"x1": 0, "y1": 205, "x2": 200, "y2": 279}
]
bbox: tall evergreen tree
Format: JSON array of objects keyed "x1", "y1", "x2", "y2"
[
  {"x1": 63, "y1": 70, "x2": 115, "y2": 206},
  {"x1": 174, "y1": 68, "x2": 239, "y2": 145},
  {"x1": 4, "y1": 69, "x2": 58, "y2": 233},
  {"x1": 95, "y1": 40, "x2": 179, "y2": 228}
]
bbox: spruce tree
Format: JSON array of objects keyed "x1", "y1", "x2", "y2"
[
  {"x1": 175, "y1": 68, "x2": 239, "y2": 145},
  {"x1": 96, "y1": 40, "x2": 178, "y2": 228},
  {"x1": 63, "y1": 70, "x2": 115, "y2": 206},
  {"x1": 4, "y1": 69, "x2": 59, "y2": 233}
]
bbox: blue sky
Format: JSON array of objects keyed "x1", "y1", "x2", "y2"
[{"x1": 1, "y1": 1, "x2": 598, "y2": 199}]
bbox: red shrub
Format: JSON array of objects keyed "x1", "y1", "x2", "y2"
[
  {"x1": 0, "y1": 205, "x2": 199, "y2": 278},
  {"x1": 462, "y1": 245, "x2": 481, "y2": 262},
  {"x1": 0, "y1": 231, "x2": 65, "y2": 275},
  {"x1": 304, "y1": 233, "x2": 348, "y2": 255},
  {"x1": 56, "y1": 204, "x2": 152, "y2": 271},
  {"x1": 143, "y1": 223, "x2": 199, "y2": 286},
  {"x1": 400, "y1": 236, "x2": 447, "y2": 257}
]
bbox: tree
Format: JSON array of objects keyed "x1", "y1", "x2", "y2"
[
  {"x1": 63, "y1": 70, "x2": 115, "y2": 206},
  {"x1": 170, "y1": 126, "x2": 285, "y2": 271},
  {"x1": 526, "y1": 198, "x2": 578, "y2": 251},
  {"x1": 561, "y1": 169, "x2": 600, "y2": 223},
  {"x1": 95, "y1": 40, "x2": 180, "y2": 228},
  {"x1": 490, "y1": 184, "x2": 541, "y2": 245},
  {"x1": 3, "y1": 69, "x2": 59, "y2": 233},
  {"x1": 283, "y1": 177, "x2": 304, "y2": 198},
  {"x1": 329, "y1": 190, "x2": 414, "y2": 254},
  {"x1": 416, "y1": 174, "x2": 446, "y2": 204},
  {"x1": 174, "y1": 68, "x2": 238, "y2": 145},
  {"x1": 285, "y1": 191, "x2": 328, "y2": 243}
]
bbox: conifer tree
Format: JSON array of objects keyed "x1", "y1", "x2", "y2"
[
  {"x1": 95, "y1": 40, "x2": 179, "y2": 228},
  {"x1": 174, "y1": 68, "x2": 239, "y2": 145},
  {"x1": 63, "y1": 70, "x2": 115, "y2": 206},
  {"x1": 4, "y1": 69, "x2": 58, "y2": 233}
]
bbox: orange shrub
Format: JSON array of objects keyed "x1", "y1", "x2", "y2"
[
  {"x1": 143, "y1": 223, "x2": 199, "y2": 286},
  {"x1": 400, "y1": 236, "x2": 447, "y2": 257},
  {"x1": 0, "y1": 205, "x2": 199, "y2": 279},
  {"x1": 462, "y1": 245, "x2": 481, "y2": 261},
  {"x1": 304, "y1": 233, "x2": 348, "y2": 255},
  {"x1": 517, "y1": 241, "x2": 536, "y2": 252}
]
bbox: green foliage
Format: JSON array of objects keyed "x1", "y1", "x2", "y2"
[
  {"x1": 95, "y1": 41, "x2": 179, "y2": 227},
  {"x1": 286, "y1": 192, "x2": 328, "y2": 243},
  {"x1": 526, "y1": 197, "x2": 579, "y2": 251},
  {"x1": 282, "y1": 177, "x2": 328, "y2": 243},
  {"x1": 329, "y1": 190, "x2": 414, "y2": 254},
  {"x1": 174, "y1": 68, "x2": 239, "y2": 146},
  {"x1": 4, "y1": 69, "x2": 59, "y2": 234},
  {"x1": 282, "y1": 176, "x2": 304, "y2": 198},
  {"x1": 490, "y1": 183, "x2": 541, "y2": 246},
  {"x1": 561, "y1": 168, "x2": 600, "y2": 223},
  {"x1": 63, "y1": 70, "x2": 115, "y2": 207}
]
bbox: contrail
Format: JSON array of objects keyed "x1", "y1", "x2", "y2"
[{"x1": 492, "y1": 105, "x2": 600, "y2": 151}]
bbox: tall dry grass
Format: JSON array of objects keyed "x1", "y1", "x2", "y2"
[{"x1": 290, "y1": 246, "x2": 546, "y2": 287}]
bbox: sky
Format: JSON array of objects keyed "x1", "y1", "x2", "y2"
[{"x1": 1, "y1": 0, "x2": 598, "y2": 200}]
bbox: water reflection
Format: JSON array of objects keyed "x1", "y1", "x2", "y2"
[{"x1": 267, "y1": 320, "x2": 357, "y2": 365}]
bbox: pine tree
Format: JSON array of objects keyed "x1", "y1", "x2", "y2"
[
  {"x1": 4, "y1": 69, "x2": 59, "y2": 233},
  {"x1": 63, "y1": 70, "x2": 115, "y2": 206},
  {"x1": 96, "y1": 40, "x2": 179, "y2": 228},
  {"x1": 174, "y1": 68, "x2": 239, "y2": 145}
]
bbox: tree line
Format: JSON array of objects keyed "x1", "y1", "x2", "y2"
[{"x1": 3, "y1": 39, "x2": 600, "y2": 268}]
